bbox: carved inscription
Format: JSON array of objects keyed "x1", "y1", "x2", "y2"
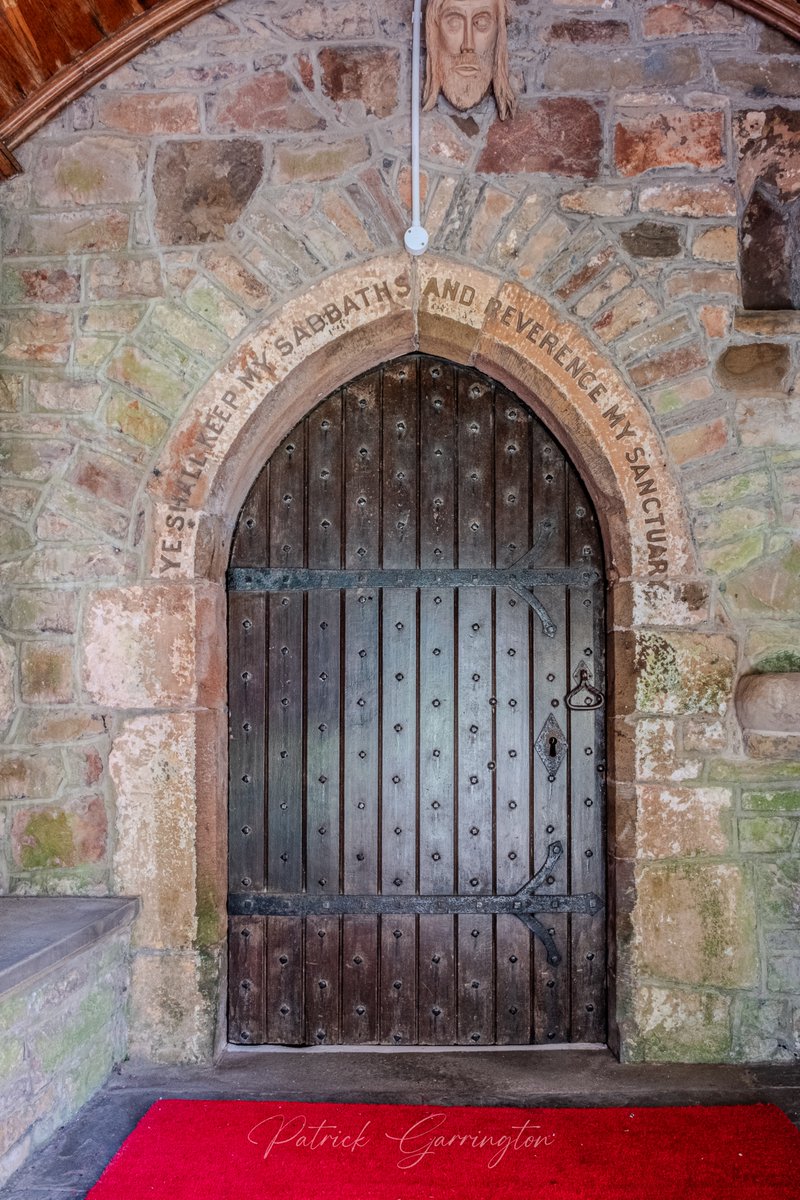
[{"x1": 158, "y1": 274, "x2": 410, "y2": 574}]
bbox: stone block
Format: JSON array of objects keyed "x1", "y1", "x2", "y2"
[
  {"x1": 542, "y1": 46, "x2": 701, "y2": 92},
  {"x1": 744, "y1": 789, "x2": 800, "y2": 812},
  {"x1": 2, "y1": 263, "x2": 81, "y2": 305},
  {"x1": 0, "y1": 436, "x2": 72, "y2": 483},
  {"x1": 665, "y1": 268, "x2": 738, "y2": 299},
  {"x1": 32, "y1": 137, "x2": 146, "y2": 206},
  {"x1": 106, "y1": 345, "x2": 187, "y2": 413},
  {"x1": 272, "y1": 136, "x2": 370, "y2": 183},
  {"x1": 639, "y1": 182, "x2": 735, "y2": 217},
  {"x1": 546, "y1": 19, "x2": 630, "y2": 43},
  {"x1": 635, "y1": 986, "x2": 732, "y2": 1062},
  {"x1": 0, "y1": 638, "x2": 14, "y2": 728},
  {"x1": 715, "y1": 59, "x2": 800, "y2": 99},
  {"x1": 683, "y1": 717, "x2": 729, "y2": 753},
  {"x1": 620, "y1": 221, "x2": 682, "y2": 258},
  {"x1": 477, "y1": 99, "x2": 601, "y2": 177},
  {"x1": 19, "y1": 643, "x2": 73, "y2": 704},
  {"x1": 716, "y1": 343, "x2": 789, "y2": 396},
  {"x1": 637, "y1": 785, "x2": 730, "y2": 857},
  {"x1": 693, "y1": 226, "x2": 737, "y2": 263},
  {"x1": 0, "y1": 589, "x2": 77, "y2": 635},
  {"x1": 636, "y1": 862, "x2": 757, "y2": 988},
  {"x1": 185, "y1": 280, "x2": 249, "y2": 339},
  {"x1": 29, "y1": 378, "x2": 102, "y2": 414},
  {"x1": 0, "y1": 753, "x2": 62, "y2": 801},
  {"x1": 698, "y1": 304, "x2": 730, "y2": 340},
  {"x1": 128, "y1": 951, "x2": 216, "y2": 1063},
  {"x1": 592, "y1": 287, "x2": 659, "y2": 341},
  {"x1": 110, "y1": 714, "x2": 196, "y2": 950},
  {"x1": 766, "y1": 929, "x2": 800, "y2": 993},
  {"x1": 614, "y1": 109, "x2": 725, "y2": 175},
  {"x1": 0, "y1": 311, "x2": 72, "y2": 364},
  {"x1": 755, "y1": 859, "x2": 800, "y2": 925},
  {"x1": 11, "y1": 795, "x2": 107, "y2": 869},
  {"x1": 560, "y1": 186, "x2": 633, "y2": 216},
  {"x1": 738, "y1": 395, "x2": 800, "y2": 449},
  {"x1": 15, "y1": 709, "x2": 106, "y2": 746},
  {"x1": 199, "y1": 250, "x2": 272, "y2": 309},
  {"x1": 319, "y1": 47, "x2": 399, "y2": 118},
  {"x1": 67, "y1": 448, "x2": 139, "y2": 510},
  {"x1": 728, "y1": 543, "x2": 800, "y2": 618},
  {"x1": 735, "y1": 310, "x2": 800, "y2": 336},
  {"x1": 644, "y1": 2, "x2": 746, "y2": 37},
  {"x1": 87, "y1": 255, "x2": 163, "y2": 301},
  {"x1": 82, "y1": 584, "x2": 222, "y2": 709},
  {"x1": 732, "y1": 997, "x2": 794, "y2": 1062},
  {"x1": 153, "y1": 140, "x2": 265, "y2": 246},
  {"x1": 739, "y1": 816, "x2": 797, "y2": 853},
  {"x1": 633, "y1": 631, "x2": 737, "y2": 715},
  {"x1": 628, "y1": 341, "x2": 707, "y2": 388},
  {"x1": 94, "y1": 92, "x2": 201, "y2": 135},
  {"x1": 736, "y1": 672, "x2": 800, "y2": 740},
  {"x1": 106, "y1": 393, "x2": 169, "y2": 448},
  {"x1": 268, "y1": 0, "x2": 374, "y2": 41},
  {"x1": 632, "y1": 718, "x2": 701, "y2": 783},
  {"x1": 667, "y1": 418, "x2": 728, "y2": 465}
]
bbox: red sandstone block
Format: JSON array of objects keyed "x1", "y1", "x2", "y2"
[
  {"x1": 628, "y1": 341, "x2": 709, "y2": 388},
  {"x1": 668, "y1": 418, "x2": 729, "y2": 464},
  {"x1": 95, "y1": 93, "x2": 201, "y2": 135},
  {"x1": 614, "y1": 109, "x2": 725, "y2": 175},
  {"x1": 478, "y1": 99, "x2": 602, "y2": 178},
  {"x1": 319, "y1": 46, "x2": 400, "y2": 118}
]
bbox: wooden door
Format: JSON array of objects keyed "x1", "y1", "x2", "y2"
[{"x1": 227, "y1": 356, "x2": 606, "y2": 1046}]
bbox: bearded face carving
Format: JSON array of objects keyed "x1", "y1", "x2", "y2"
[{"x1": 423, "y1": 0, "x2": 516, "y2": 121}]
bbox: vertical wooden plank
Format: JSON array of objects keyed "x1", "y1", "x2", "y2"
[
  {"x1": 230, "y1": 464, "x2": 268, "y2": 567},
  {"x1": 494, "y1": 389, "x2": 534, "y2": 1044},
  {"x1": 340, "y1": 372, "x2": 382, "y2": 1043},
  {"x1": 455, "y1": 366, "x2": 495, "y2": 1045},
  {"x1": 266, "y1": 430, "x2": 305, "y2": 895},
  {"x1": 266, "y1": 916, "x2": 304, "y2": 1044},
  {"x1": 531, "y1": 421, "x2": 571, "y2": 1044},
  {"x1": 418, "y1": 357, "x2": 457, "y2": 1044},
  {"x1": 305, "y1": 916, "x2": 341, "y2": 1045},
  {"x1": 305, "y1": 394, "x2": 342, "y2": 899},
  {"x1": 266, "y1": 430, "x2": 306, "y2": 1042},
  {"x1": 228, "y1": 916, "x2": 266, "y2": 1044},
  {"x1": 379, "y1": 358, "x2": 418, "y2": 1043},
  {"x1": 567, "y1": 469, "x2": 607, "y2": 1044},
  {"x1": 227, "y1": 591, "x2": 266, "y2": 895}
]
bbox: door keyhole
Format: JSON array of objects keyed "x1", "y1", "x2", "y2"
[{"x1": 548, "y1": 736, "x2": 558, "y2": 757}]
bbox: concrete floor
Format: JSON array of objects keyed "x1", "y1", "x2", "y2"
[{"x1": 2, "y1": 1048, "x2": 800, "y2": 1199}]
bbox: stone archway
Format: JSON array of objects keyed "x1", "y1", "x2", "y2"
[{"x1": 91, "y1": 254, "x2": 717, "y2": 1063}]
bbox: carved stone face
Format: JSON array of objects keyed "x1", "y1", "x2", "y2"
[{"x1": 433, "y1": 0, "x2": 499, "y2": 111}]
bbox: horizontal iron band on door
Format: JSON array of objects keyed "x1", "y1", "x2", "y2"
[
  {"x1": 227, "y1": 566, "x2": 601, "y2": 592},
  {"x1": 228, "y1": 891, "x2": 603, "y2": 917}
]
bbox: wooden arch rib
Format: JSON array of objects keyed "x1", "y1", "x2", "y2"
[{"x1": 1, "y1": 0, "x2": 799, "y2": 180}]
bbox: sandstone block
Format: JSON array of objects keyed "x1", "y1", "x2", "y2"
[
  {"x1": 637, "y1": 862, "x2": 757, "y2": 988},
  {"x1": 0, "y1": 752, "x2": 63, "y2": 800},
  {"x1": 15, "y1": 709, "x2": 106, "y2": 746},
  {"x1": 745, "y1": 789, "x2": 800, "y2": 812},
  {"x1": 153, "y1": 141, "x2": 265, "y2": 246},
  {"x1": 733, "y1": 997, "x2": 794, "y2": 1063},
  {"x1": 637, "y1": 785, "x2": 731, "y2": 857},
  {"x1": 635, "y1": 986, "x2": 732, "y2": 1062},
  {"x1": 272, "y1": 136, "x2": 370, "y2": 183},
  {"x1": 639, "y1": 182, "x2": 735, "y2": 217},
  {"x1": 2, "y1": 264, "x2": 80, "y2": 305},
  {"x1": 592, "y1": 287, "x2": 659, "y2": 341},
  {"x1": 729, "y1": 543, "x2": 800, "y2": 617},
  {"x1": 633, "y1": 631, "x2": 736, "y2": 715},
  {"x1": 543, "y1": 46, "x2": 701, "y2": 93},
  {"x1": 33, "y1": 137, "x2": 146, "y2": 206},
  {"x1": 209, "y1": 73, "x2": 324, "y2": 133},
  {"x1": 714, "y1": 58, "x2": 800, "y2": 99},
  {"x1": 106, "y1": 346, "x2": 187, "y2": 413},
  {"x1": 128, "y1": 951, "x2": 216, "y2": 1064},
  {"x1": 739, "y1": 816, "x2": 797, "y2": 853},
  {"x1": 667, "y1": 418, "x2": 728, "y2": 464},
  {"x1": 560, "y1": 186, "x2": 633, "y2": 216},
  {"x1": 693, "y1": 225, "x2": 737, "y2": 263},
  {"x1": 699, "y1": 304, "x2": 730, "y2": 339},
  {"x1": 269, "y1": 0, "x2": 374, "y2": 41},
  {"x1": 755, "y1": 859, "x2": 800, "y2": 926},
  {"x1": 716, "y1": 343, "x2": 789, "y2": 395},
  {"x1": 478, "y1": 99, "x2": 601, "y2": 177},
  {"x1": 110, "y1": 714, "x2": 196, "y2": 950},
  {"x1": 11, "y1": 795, "x2": 106, "y2": 869},
  {"x1": 614, "y1": 109, "x2": 725, "y2": 175},
  {"x1": 68, "y1": 449, "x2": 139, "y2": 510},
  {"x1": 665, "y1": 268, "x2": 738, "y2": 299},
  {"x1": 319, "y1": 47, "x2": 399, "y2": 118},
  {"x1": 1, "y1": 311, "x2": 72, "y2": 364},
  {"x1": 621, "y1": 221, "x2": 682, "y2": 258},
  {"x1": 105, "y1": 393, "x2": 169, "y2": 448},
  {"x1": 0, "y1": 438, "x2": 72, "y2": 482},
  {"x1": 199, "y1": 250, "x2": 272, "y2": 309},
  {"x1": 95, "y1": 93, "x2": 201, "y2": 135},
  {"x1": 20, "y1": 643, "x2": 73, "y2": 704},
  {"x1": 736, "y1": 672, "x2": 800, "y2": 741},
  {"x1": 87, "y1": 255, "x2": 163, "y2": 301},
  {"x1": 644, "y1": 2, "x2": 745, "y2": 37},
  {"x1": 3, "y1": 210, "x2": 131, "y2": 257},
  {"x1": 0, "y1": 638, "x2": 14, "y2": 728},
  {"x1": 628, "y1": 341, "x2": 707, "y2": 388},
  {"x1": 546, "y1": 19, "x2": 630, "y2": 43},
  {"x1": 766, "y1": 930, "x2": 800, "y2": 993},
  {"x1": 736, "y1": 107, "x2": 800, "y2": 202}
]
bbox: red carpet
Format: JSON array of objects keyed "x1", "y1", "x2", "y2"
[{"x1": 87, "y1": 1099, "x2": 800, "y2": 1198}]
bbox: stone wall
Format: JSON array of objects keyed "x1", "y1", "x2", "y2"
[
  {"x1": 0, "y1": 928, "x2": 131, "y2": 1187},
  {"x1": 0, "y1": 0, "x2": 798, "y2": 1063}
]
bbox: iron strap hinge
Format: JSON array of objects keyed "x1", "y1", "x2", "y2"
[
  {"x1": 227, "y1": 566, "x2": 600, "y2": 592},
  {"x1": 228, "y1": 844, "x2": 603, "y2": 966}
]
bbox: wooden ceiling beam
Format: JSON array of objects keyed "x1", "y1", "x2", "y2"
[{"x1": 0, "y1": 0, "x2": 798, "y2": 182}]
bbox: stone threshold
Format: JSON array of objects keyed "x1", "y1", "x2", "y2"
[{"x1": 0, "y1": 896, "x2": 139, "y2": 997}]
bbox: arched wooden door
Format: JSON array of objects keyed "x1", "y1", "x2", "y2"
[{"x1": 227, "y1": 355, "x2": 606, "y2": 1046}]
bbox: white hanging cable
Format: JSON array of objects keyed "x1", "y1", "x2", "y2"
[{"x1": 404, "y1": 0, "x2": 429, "y2": 256}]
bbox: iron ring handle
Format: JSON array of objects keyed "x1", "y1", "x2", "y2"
[{"x1": 565, "y1": 668, "x2": 604, "y2": 710}]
